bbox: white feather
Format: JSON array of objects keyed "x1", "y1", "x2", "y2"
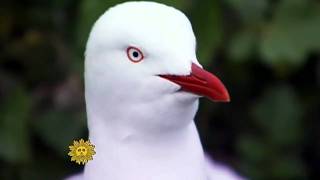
[{"x1": 66, "y1": 2, "x2": 243, "y2": 180}]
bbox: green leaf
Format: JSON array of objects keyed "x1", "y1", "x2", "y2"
[
  {"x1": 0, "y1": 87, "x2": 32, "y2": 163},
  {"x1": 33, "y1": 110, "x2": 86, "y2": 156},
  {"x1": 270, "y1": 156, "x2": 306, "y2": 179},
  {"x1": 153, "y1": 0, "x2": 192, "y2": 11},
  {"x1": 252, "y1": 85, "x2": 304, "y2": 146},
  {"x1": 260, "y1": 0, "x2": 320, "y2": 69},
  {"x1": 238, "y1": 135, "x2": 270, "y2": 163},
  {"x1": 228, "y1": 30, "x2": 257, "y2": 62},
  {"x1": 226, "y1": 0, "x2": 268, "y2": 24},
  {"x1": 19, "y1": 151, "x2": 71, "y2": 180},
  {"x1": 190, "y1": 0, "x2": 223, "y2": 67}
]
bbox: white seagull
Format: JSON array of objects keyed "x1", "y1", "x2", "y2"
[{"x1": 67, "y1": 1, "x2": 243, "y2": 180}]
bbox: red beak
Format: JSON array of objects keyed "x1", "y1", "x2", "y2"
[{"x1": 160, "y1": 63, "x2": 230, "y2": 102}]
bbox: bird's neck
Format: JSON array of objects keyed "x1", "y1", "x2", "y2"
[{"x1": 84, "y1": 98, "x2": 207, "y2": 180}]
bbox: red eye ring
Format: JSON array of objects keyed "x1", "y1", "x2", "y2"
[{"x1": 126, "y1": 46, "x2": 144, "y2": 63}]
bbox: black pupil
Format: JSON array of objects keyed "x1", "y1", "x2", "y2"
[{"x1": 132, "y1": 51, "x2": 139, "y2": 58}]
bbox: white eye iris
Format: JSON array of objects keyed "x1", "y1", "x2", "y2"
[{"x1": 127, "y1": 47, "x2": 144, "y2": 63}]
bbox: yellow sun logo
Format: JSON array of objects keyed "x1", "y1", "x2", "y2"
[{"x1": 68, "y1": 139, "x2": 96, "y2": 165}]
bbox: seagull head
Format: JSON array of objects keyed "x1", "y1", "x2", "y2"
[{"x1": 85, "y1": 2, "x2": 229, "y2": 130}]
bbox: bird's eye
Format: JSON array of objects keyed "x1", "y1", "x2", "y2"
[{"x1": 127, "y1": 47, "x2": 144, "y2": 63}]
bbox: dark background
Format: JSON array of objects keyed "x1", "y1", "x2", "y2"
[{"x1": 0, "y1": 0, "x2": 319, "y2": 179}]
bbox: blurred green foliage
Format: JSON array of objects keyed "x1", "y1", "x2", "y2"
[{"x1": 0, "y1": 0, "x2": 319, "y2": 179}]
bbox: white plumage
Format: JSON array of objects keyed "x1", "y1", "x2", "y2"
[{"x1": 66, "y1": 2, "x2": 243, "y2": 180}]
